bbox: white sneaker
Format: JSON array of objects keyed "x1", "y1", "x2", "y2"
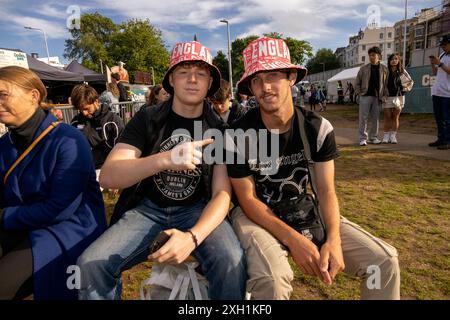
[
  {"x1": 390, "y1": 132, "x2": 398, "y2": 144},
  {"x1": 369, "y1": 138, "x2": 382, "y2": 144},
  {"x1": 382, "y1": 133, "x2": 390, "y2": 144},
  {"x1": 359, "y1": 140, "x2": 368, "y2": 146}
]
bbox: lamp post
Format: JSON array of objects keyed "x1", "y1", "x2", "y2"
[
  {"x1": 150, "y1": 67, "x2": 155, "y2": 86},
  {"x1": 403, "y1": 0, "x2": 408, "y2": 65},
  {"x1": 24, "y1": 26, "x2": 50, "y2": 64},
  {"x1": 220, "y1": 19, "x2": 233, "y2": 99}
]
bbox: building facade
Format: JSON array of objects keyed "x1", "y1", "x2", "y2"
[{"x1": 342, "y1": 26, "x2": 395, "y2": 68}]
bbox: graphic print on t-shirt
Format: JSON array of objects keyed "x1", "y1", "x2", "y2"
[
  {"x1": 153, "y1": 133, "x2": 202, "y2": 200},
  {"x1": 251, "y1": 145, "x2": 310, "y2": 204}
]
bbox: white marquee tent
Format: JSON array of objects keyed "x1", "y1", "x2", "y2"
[{"x1": 327, "y1": 66, "x2": 360, "y2": 103}]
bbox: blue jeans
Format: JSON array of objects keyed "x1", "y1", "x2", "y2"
[
  {"x1": 432, "y1": 95, "x2": 450, "y2": 144},
  {"x1": 77, "y1": 198, "x2": 247, "y2": 300}
]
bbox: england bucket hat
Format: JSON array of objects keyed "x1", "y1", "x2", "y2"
[
  {"x1": 162, "y1": 41, "x2": 221, "y2": 97},
  {"x1": 236, "y1": 37, "x2": 307, "y2": 96}
]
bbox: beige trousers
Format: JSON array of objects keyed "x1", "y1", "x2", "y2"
[{"x1": 230, "y1": 207, "x2": 400, "y2": 300}]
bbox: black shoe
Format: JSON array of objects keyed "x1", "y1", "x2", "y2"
[
  {"x1": 437, "y1": 144, "x2": 450, "y2": 150},
  {"x1": 428, "y1": 140, "x2": 442, "y2": 147}
]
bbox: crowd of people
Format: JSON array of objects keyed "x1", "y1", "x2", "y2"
[{"x1": 0, "y1": 32, "x2": 448, "y2": 300}]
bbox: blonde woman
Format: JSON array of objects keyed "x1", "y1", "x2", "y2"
[
  {"x1": 0, "y1": 66, "x2": 106, "y2": 299},
  {"x1": 382, "y1": 53, "x2": 414, "y2": 143}
]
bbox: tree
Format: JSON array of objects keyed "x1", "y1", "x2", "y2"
[
  {"x1": 230, "y1": 35, "x2": 259, "y2": 85},
  {"x1": 306, "y1": 48, "x2": 342, "y2": 74},
  {"x1": 64, "y1": 12, "x2": 118, "y2": 72},
  {"x1": 213, "y1": 50, "x2": 229, "y2": 81},
  {"x1": 108, "y1": 19, "x2": 169, "y2": 83},
  {"x1": 284, "y1": 37, "x2": 313, "y2": 65},
  {"x1": 64, "y1": 13, "x2": 169, "y2": 83}
]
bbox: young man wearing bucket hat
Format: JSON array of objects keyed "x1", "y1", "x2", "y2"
[
  {"x1": 77, "y1": 40, "x2": 247, "y2": 300},
  {"x1": 227, "y1": 37, "x2": 400, "y2": 300}
]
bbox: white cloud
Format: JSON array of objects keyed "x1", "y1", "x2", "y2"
[{"x1": 88, "y1": 0, "x2": 436, "y2": 53}]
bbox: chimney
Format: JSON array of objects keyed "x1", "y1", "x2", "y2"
[{"x1": 31, "y1": 53, "x2": 39, "y2": 59}]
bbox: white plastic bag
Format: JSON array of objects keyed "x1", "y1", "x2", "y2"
[{"x1": 140, "y1": 261, "x2": 209, "y2": 300}]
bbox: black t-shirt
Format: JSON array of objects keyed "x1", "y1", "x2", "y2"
[
  {"x1": 387, "y1": 70, "x2": 402, "y2": 96},
  {"x1": 365, "y1": 64, "x2": 380, "y2": 97},
  {"x1": 227, "y1": 108, "x2": 339, "y2": 206},
  {"x1": 119, "y1": 109, "x2": 204, "y2": 207}
]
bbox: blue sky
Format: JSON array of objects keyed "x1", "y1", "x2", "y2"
[{"x1": 0, "y1": 0, "x2": 443, "y2": 65}]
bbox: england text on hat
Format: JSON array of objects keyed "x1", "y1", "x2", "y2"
[
  {"x1": 246, "y1": 38, "x2": 291, "y2": 67},
  {"x1": 172, "y1": 42, "x2": 212, "y2": 65}
]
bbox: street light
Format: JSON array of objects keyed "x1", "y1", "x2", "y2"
[
  {"x1": 24, "y1": 26, "x2": 50, "y2": 64},
  {"x1": 150, "y1": 67, "x2": 155, "y2": 86},
  {"x1": 220, "y1": 19, "x2": 233, "y2": 100},
  {"x1": 403, "y1": 0, "x2": 408, "y2": 65}
]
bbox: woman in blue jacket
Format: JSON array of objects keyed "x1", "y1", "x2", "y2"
[{"x1": 0, "y1": 66, "x2": 107, "y2": 299}]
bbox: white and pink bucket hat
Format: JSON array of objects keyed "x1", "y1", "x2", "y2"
[
  {"x1": 237, "y1": 37, "x2": 308, "y2": 95},
  {"x1": 162, "y1": 41, "x2": 222, "y2": 97}
]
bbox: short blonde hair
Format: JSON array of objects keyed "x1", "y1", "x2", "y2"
[{"x1": 0, "y1": 66, "x2": 47, "y2": 106}]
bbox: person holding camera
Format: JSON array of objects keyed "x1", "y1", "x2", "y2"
[
  {"x1": 226, "y1": 37, "x2": 400, "y2": 300},
  {"x1": 429, "y1": 34, "x2": 450, "y2": 150}
]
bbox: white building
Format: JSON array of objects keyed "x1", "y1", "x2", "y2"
[
  {"x1": 36, "y1": 56, "x2": 65, "y2": 69},
  {"x1": 343, "y1": 26, "x2": 395, "y2": 67}
]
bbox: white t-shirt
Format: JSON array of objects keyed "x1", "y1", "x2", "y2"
[
  {"x1": 432, "y1": 52, "x2": 450, "y2": 98},
  {"x1": 291, "y1": 85, "x2": 299, "y2": 98}
]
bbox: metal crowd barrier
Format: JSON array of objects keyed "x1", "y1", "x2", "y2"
[
  {"x1": 53, "y1": 101, "x2": 145, "y2": 125},
  {"x1": 110, "y1": 101, "x2": 145, "y2": 124}
]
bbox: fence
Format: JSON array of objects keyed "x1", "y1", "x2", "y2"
[
  {"x1": 110, "y1": 101, "x2": 145, "y2": 124},
  {"x1": 54, "y1": 101, "x2": 145, "y2": 125},
  {"x1": 404, "y1": 66, "x2": 434, "y2": 113}
]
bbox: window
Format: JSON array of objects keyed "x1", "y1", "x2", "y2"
[
  {"x1": 406, "y1": 26, "x2": 410, "y2": 35},
  {"x1": 388, "y1": 32, "x2": 392, "y2": 38},
  {"x1": 388, "y1": 43, "x2": 391, "y2": 49},
  {"x1": 380, "y1": 43, "x2": 383, "y2": 49},
  {"x1": 415, "y1": 26, "x2": 424, "y2": 37},
  {"x1": 395, "y1": 28, "x2": 400, "y2": 37},
  {"x1": 362, "y1": 45, "x2": 366, "y2": 51},
  {"x1": 415, "y1": 40, "x2": 423, "y2": 50},
  {"x1": 395, "y1": 43, "x2": 400, "y2": 52},
  {"x1": 380, "y1": 33, "x2": 384, "y2": 39},
  {"x1": 362, "y1": 56, "x2": 366, "y2": 62}
]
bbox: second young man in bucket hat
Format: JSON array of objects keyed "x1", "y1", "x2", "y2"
[
  {"x1": 77, "y1": 40, "x2": 247, "y2": 300},
  {"x1": 227, "y1": 37, "x2": 400, "y2": 299}
]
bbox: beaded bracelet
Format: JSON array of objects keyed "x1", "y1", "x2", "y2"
[{"x1": 187, "y1": 229, "x2": 199, "y2": 248}]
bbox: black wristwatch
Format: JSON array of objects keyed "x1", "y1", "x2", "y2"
[{"x1": 438, "y1": 62, "x2": 444, "y2": 68}]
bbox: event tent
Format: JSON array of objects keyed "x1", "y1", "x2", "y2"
[
  {"x1": 65, "y1": 60, "x2": 106, "y2": 83},
  {"x1": 326, "y1": 66, "x2": 360, "y2": 103},
  {"x1": 26, "y1": 55, "x2": 84, "y2": 82}
]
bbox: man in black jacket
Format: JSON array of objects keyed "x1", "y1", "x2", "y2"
[
  {"x1": 70, "y1": 84, "x2": 125, "y2": 174},
  {"x1": 77, "y1": 40, "x2": 246, "y2": 300},
  {"x1": 210, "y1": 79, "x2": 247, "y2": 125}
]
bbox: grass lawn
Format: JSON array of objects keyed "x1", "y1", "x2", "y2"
[{"x1": 102, "y1": 105, "x2": 449, "y2": 300}]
